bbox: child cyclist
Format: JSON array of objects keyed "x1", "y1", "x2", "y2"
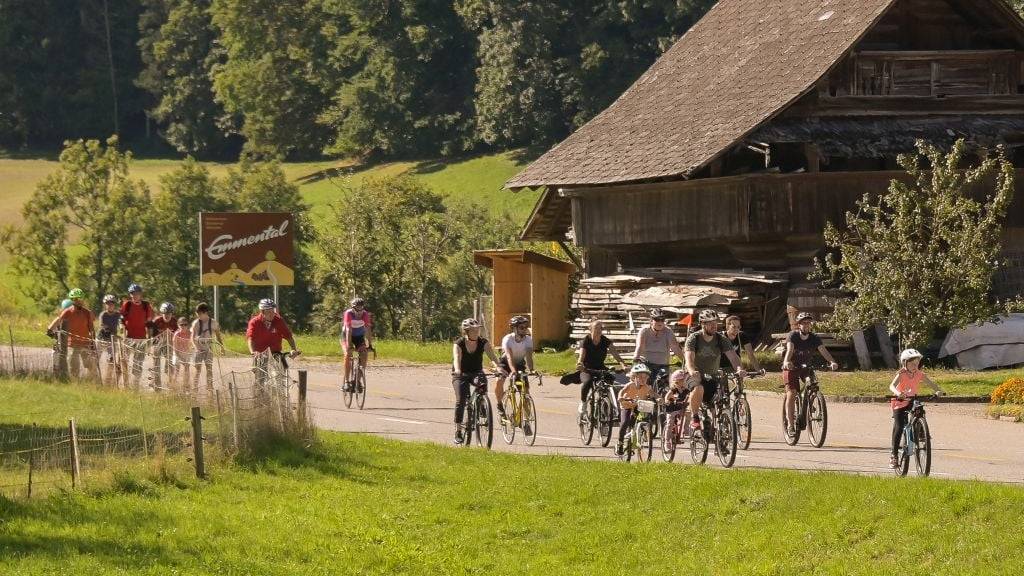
[
  {"x1": 662, "y1": 369, "x2": 690, "y2": 451},
  {"x1": 888, "y1": 348, "x2": 945, "y2": 468},
  {"x1": 615, "y1": 363, "x2": 656, "y2": 456}
]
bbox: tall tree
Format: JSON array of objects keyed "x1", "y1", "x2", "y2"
[{"x1": 137, "y1": 0, "x2": 239, "y2": 157}]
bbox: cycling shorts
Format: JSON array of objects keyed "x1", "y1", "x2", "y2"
[{"x1": 346, "y1": 334, "x2": 367, "y2": 352}]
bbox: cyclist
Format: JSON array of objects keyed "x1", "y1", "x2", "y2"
[
  {"x1": 496, "y1": 315, "x2": 537, "y2": 419},
  {"x1": 451, "y1": 318, "x2": 500, "y2": 445},
  {"x1": 97, "y1": 294, "x2": 122, "y2": 385},
  {"x1": 120, "y1": 283, "x2": 154, "y2": 389},
  {"x1": 46, "y1": 288, "x2": 97, "y2": 379},
  {"x1": 888, "y1": 348, "x2": 945, "y2": 469},
  {"x1": 683, "y1": 309, "x2": 746, "y2": 434},
  {"x1": 662, "y1": 369, "x2": 691, "y2": 449},
  {"x1": 576, "y1": 320, "x2": 627, "y2": 415},
  {"x1": 781, "y1": 312, "x2": 839, "y2": 436},
  {"x1": 190, "y1": 302, "x2": 223, "y2": 394},
  {"x1": 341, "y1": 297, "x2": 373, "y2": 392},
  {"x1": 720, "y1": 315, "x2": 762, "y2": 372},
  {"x1": 150, "y1": 302, "x2": 178, "y2": 390},
  {"x1": 246, "y1": 298, "x2": 301, "y2": 386},
  {"x1": 615, "y1": 363, "x2": 656, "y2": 456},
  {"x1": 633, "y1": 308, "x2": 683, "y2": 386}
]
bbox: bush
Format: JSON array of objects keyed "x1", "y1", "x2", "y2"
[{"x1": 990, "y1": 377, "x2": 1024, "y2": 405}]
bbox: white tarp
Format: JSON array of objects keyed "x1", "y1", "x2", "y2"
[{"x1": 939, "y1": 314, "x2": 1024, "y2": 370}]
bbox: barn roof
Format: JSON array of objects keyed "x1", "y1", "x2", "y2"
[{"x1": 506, "y1": 0, "x2": 899, "y2": 189}]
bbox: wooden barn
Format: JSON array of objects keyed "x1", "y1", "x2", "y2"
[{"x1": 507, "y1": 0, "x2": 1024, "y2": 354}]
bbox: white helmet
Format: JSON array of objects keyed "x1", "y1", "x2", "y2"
[
  {"x1": 258, "y1": 298, "x2": 276, "y2": 310},
  {"x1": 461, "y1": 318, "x2": 480, "y2": 331},
  {"x1": 159, "y1": 302, "x2": 175, "y2": 314},
  {"x1": 899, "y1": 348, "x2": 923, "y2": 363},
  {"x1": 630, "y1": 363, "x2": 651, "y2": 374}
]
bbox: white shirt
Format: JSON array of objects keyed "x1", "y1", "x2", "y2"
[{"x1": 501, "y1": 333, "x2": 533, "y2": 364}]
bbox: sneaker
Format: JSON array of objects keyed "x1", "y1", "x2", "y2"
[
  {"x1": 577, "y1": 401, "x2": 584, "y2": 415},
  {"x1": 523, "y1": 422, "x2": 532, "y2": 436},
  {"x1": 454, "y1": 428, "x2": 464, "y2": 445},
  {"x1": 614, "y1": 442, "x2": 624, "y2": 456},
  {"x1": 341, "y1": 381, "x2": 351, "y2": 392},
  {"x1": 690, "y1": 419, "x2": 702, "y2": 432}
]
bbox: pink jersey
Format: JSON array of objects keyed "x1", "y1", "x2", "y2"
[
  {"x1": 173, "y1": 329, "x2": 193, "y2": 356},
  {"x1": 890, "y1": 369, "x2": 924, "y2": 410}
]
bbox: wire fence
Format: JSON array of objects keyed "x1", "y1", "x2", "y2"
[{"x1": 0, "y1": 331, "x2": 313, "y2": 500}]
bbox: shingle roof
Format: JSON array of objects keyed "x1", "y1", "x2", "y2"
[{"x1": 506, "y1": 0, "x2": 897, "y2": 189}]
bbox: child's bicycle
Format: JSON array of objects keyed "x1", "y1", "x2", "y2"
[
  {"x1": 890, "y1": 395, "x2": 937, "y2": 477},
  {"x1": 500, "y1": 371, "x2": 542, "y2": 446},
  {"x1": 619, "y1": 399, "x2": 655, "y2": 462}
]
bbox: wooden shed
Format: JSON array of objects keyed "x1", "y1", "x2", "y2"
[{"x1": 473, "y1": 250, "x2": 576, "y2": 345}]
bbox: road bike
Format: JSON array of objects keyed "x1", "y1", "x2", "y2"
[
  {"x1": 343, "y1": 345, "x2": 374, "y2": 409},
  {"x1": 725, "y1": 369, "x2": 765, "y2": 450},
  {"x1": 618, "y1": 399, "x2": 655, "y2": 462},
  {"x1": 501, "y1": 371, "x2": 541, "y2": 446},
  {"x1": 462, "y1": 372, "x2": 494, "y2": 450},
  {"x1": 890, "y1": 395, "x2": 934, "y2": 477},
  {"x1": 782, "y1": 364, "x2": 828, "y2": 448},
  {"x1": 579, "y1": 369, "x2": 619, "y2": 447}
]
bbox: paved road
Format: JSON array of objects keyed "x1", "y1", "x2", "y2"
[{"x1": 288, "y1": 360, "x2": 1024, "y2": 484}]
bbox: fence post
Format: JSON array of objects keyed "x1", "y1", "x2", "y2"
[
  {"x1": 8, "y1": 325, "x2": 16, "y2": 374},
  {"x1": 139, "y1": 395, "x2": 149, "y2": 458},
  {"x1": 27, "y1": 423, "x2": 36, "y2": 499},
  {"x1": 190, "y1": 406, "x2": 206, "y2": 479},
  {"x1": 228, "y1": 375, "x2": 239, "y2": 451},
  {"x1": 297, "y1": 370, "x2": 307, "y2": 425},
  {"x1": 68, "y1": 418, "x2": 80, "y2": 489},
  {"x1": 215, "y1": 389, "x2": 226, "y2": 446}
]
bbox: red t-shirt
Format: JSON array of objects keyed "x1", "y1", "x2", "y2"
[
  {"x1": 120, "y1": 300, "x2": 152, "y2": 339},
  {"x1": 246, "y1": 314, "x2": 293, "y2": 353},
  {"x1": 152, "y1": 316, "x2": 177, "y2": 336},
  {"x1": 59, "y1": 306, "x2": 95, "y2": 348}
]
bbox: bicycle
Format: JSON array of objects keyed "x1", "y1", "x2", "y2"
[
  {"x1": 660, "y1": 400, "x2": 688, "y2": 463},
  {"x1": 579, "y1": 369, "x2": 619, "y2": 447},
  {"x1": 633, "y1": 356, "x2": 672, "y2": 440},
  {"x1": 782, "y1": 364, "x2": 828, "y2": 448},
  {"x1": 687, "y1": 372, "x2": 739, "y2": 467},
  {"x1": 462, "y1": 372, "x2": 494, "y2": 450},
  {"x1": 726, "y1": 369, "x2": 766, "y2": 450},
  {"x1": 618, "y1": 399, "x2": 655, "y2": 462},
  {"x1": 890, "y1": 395, "x2": 934, "y2": 477},
  {"x1": 500, "y1": 371, "x2": 542, "y2": 446},
  {"x1": 343, "y1": 345, "x2": 375, "y2": 409}
]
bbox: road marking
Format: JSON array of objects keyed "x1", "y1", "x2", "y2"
[
  {"x1": 379, "y1": 417, "x2": 426, "y2": 425},
  {"x1": 537, "y1": 435, "x2": 572, "y2": 442}
]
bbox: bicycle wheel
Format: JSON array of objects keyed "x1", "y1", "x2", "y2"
[
  {"x1": 474, "y1": 394, "x2": 493, "y2": 450},
  {"x1": 715, "y1": 411, "x2": 738, "y2": 468},
  {"x1": 661, "y1": 414, "x2": 678, "y2": 463},
  {"x1": 462, "y1": 399, "x2": 476, "y2": 450},
  {"x1": 355, "y1": 366, "x2": 367, "y2": 410},
  {"x1": 579, "y1": 395, "x2": 595, "y2": 445},
  {"x1": 598, "y1": 397, "x2": 614, "y2": 447},
  {"x1": 782, "y1": 399, "x2": 800, "y2": 446},
  {"x1": 523, "y1": 394, "x2": 538, "y2": 446},
  {"x1": 735, "y1": 397, "x2": 752, "y2": 450},
  {"x1": 342, "y1": 370, "x2": 354, "y2": 408},
  {"x1": 895, "y1": 427, "x2": 910, "y2": 477},
  {"x1": 500, "y1": 391, "x2": 516, "y2": 444},
  {"x1": 806, "y1": 392, "x2": 827, "y2": 448},
  {"x1": 913, "y1": 418, "x2": 931, "y2": 477},
  {"x1": 689, "y1": 416, "x2": 708, "y2": 465},
  {"x1": 636, "y1": 422, "x2": 653, "y2": 463}
]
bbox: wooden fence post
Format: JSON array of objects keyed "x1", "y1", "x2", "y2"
[
  {"x1": 852, "y1": 330, "x2": 873, "y2": 370},
  {"x1": 297, "y1": 370, "x2": 307, "y2": 425},
  {"x1": 228, "y1": 376, "x2": 239, "y2": 451},
  {"x1": 874, "y1": 324, "x2": 899, "y2": 369},
  {"x1": 139, "y1": 395, "x2": 149, "y2": 458},
  {"x1": 68, "y1": 418, "x2": 81, "y2": 489},
  {"x1": 190, "y1": 406, "x2": 205, "y2": 479},
  {"x1": 215, "y1": 389, "x2": 226, "y2": 446}
]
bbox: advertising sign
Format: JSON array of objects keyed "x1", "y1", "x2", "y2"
[{"x1": 200, "y1": 212, "x2": 295, "y2": 286}]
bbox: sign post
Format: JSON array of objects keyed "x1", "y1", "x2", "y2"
[{"x1": 199, "y1": 212, "x2": 296, "y2": 316}]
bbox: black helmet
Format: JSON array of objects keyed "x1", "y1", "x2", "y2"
[
  {"x1": 650, "y1": 308, "x2": 666, "y2": 320},
  {"x1": 796, "y1": 312, "x2": 814, "y2": 323}
]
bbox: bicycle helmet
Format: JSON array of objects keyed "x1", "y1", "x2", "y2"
[
  {"x1": 67, "y1": 288, "x2": 85, "y2": 300},
  {"x1": 509, "y1": 315, "x2": 529, "y2": 327},
  {"x1": 258, "y1": 298, "x2": 276, "y2": 310},
  {"x1": 60, "y1": 298, "x2": 73, "y2": 310},
  {"x1": 649, "y1": 308, "x2": 666, "y2": 320},
  {"x1": 102, "y1": 294, "x2": 117, "y2": 304},
  {"x1": 127, "y1": 283, "x2": 143, "y2": 294},
  {"x1": 796, "y1": 312, "x2": 814, "y2": 323},
  {"x1": 351, "y1": 297, "x2": 365, "y2": 308},
  {"x1": 670, "y1": 369, "x2": 688, "y2": 384},
  {"x1": 630, "y1": 363, "x2": 651, "y2": 374},
  {"x1": 698, "y1": 309, "x2": 718, "y2": 323},
  {"x1": 899, "y1": 348, "x2": 923, "y2": 363},
  {"x1": 461, "y1": 318, "x2": 480, "y2": 330},
  {"x1": 159, "y1": 302, "x2": 175, "y2": 314}
]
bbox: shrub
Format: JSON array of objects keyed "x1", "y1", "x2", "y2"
[{"x1": 989, "y1": 377, "x2": 1024, "y2": 405}]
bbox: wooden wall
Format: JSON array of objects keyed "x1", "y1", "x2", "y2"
[
  {"x1": 489, "y1": 257, "x2": 571, "y2": 344},
  {"x1": 491, "y1": 258, "x2": 531, "y2": 341}
]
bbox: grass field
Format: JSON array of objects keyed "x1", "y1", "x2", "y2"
[{"x1": 1, "y1": 429, "x2": 1022, "y2": 574}]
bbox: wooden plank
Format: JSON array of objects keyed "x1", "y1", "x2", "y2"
[
  {"x1": 874, "y1": 324, "x2": 899, "y2": 369},
  {"x1": 851, "y1": 330, "x2": 873, "y2": 370}
]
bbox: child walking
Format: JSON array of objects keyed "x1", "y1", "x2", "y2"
[
  {"x1": 888, "y1": 348, "x2": 945, "y2": 468},
  {"x1": 172, "y1": 317, "x2": 193, "y2": 392}
]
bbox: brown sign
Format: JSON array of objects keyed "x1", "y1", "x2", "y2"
[{"x1": 199, "y1": 212, "x2": 295, "y2": 286}]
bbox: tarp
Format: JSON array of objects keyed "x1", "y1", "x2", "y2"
[{"x1": 939, "y1": 314, "x2": 1024, "y2": 370}]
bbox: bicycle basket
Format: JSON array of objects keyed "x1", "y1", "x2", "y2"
[{"x1": 636, "y1": 399, "x2": 656, "y2": 414}]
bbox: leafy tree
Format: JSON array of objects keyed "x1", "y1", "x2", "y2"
[
  {"x1": 137, "y1": 0, "x2": 239, "y2": 157},
  {"x1": 1, "y1": 138, "x2": 152, "y2": 310},
  {"x1": 814, "y1": 139, "x2": 1015, "y2": 348}
]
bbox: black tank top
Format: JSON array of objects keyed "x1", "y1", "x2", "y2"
[{"x1": 457, "y1": 337, "x2": 487, "y2": 373}]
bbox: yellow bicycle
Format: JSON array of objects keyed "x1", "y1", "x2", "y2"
[{"x1": 500, "y1": 371, "x2": 541, "y2": 446}]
